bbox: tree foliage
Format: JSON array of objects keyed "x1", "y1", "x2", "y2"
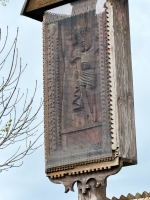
[
  {"x1": 0, "y1": 0, "x2": 9, "y2": 6},
  {"x1": 0, "y1": 27, "x2": 43, "y2": 172}
]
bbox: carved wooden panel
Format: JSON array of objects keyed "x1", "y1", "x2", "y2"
[
  {"x1": 43, "y1": 0, "x2": 137, "y2": 176},
  {"x1": 43, "y1": 0, "x2": 115, "y2": 173}
]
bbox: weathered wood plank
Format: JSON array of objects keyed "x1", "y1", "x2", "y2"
[
  {"x1": 26, "y1": 0, "x2": 64, "y2": 12},
  {"x1": 110, "y1": 0, "x2": 137, "y2": 163}
]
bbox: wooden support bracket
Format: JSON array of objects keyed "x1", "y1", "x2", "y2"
[{"x1": 49, "y1": 161, "x2": 122, "y2": 200}]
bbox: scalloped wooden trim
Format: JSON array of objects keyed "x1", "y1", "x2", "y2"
[
  {"x1": 112, "y1": 192, "x2": 150, "y2": 200},
  {"x1": 46, "y1": 157, "x2": 119, "y2": 178},
  {"x1": 105, "y1": 1, "x2": 119, "y2": 150}
]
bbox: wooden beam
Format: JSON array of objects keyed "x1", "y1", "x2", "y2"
[
  {"x1": 21, "y1": 0, "x2": 77, "y2": 22},
  {"x1": 26, "y1": 0, "x2": 64, "y2": 12}
]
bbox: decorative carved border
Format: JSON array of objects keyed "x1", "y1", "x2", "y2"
[
  {"x1": 47, "y1": 157, "x2": 119, "y2": 178},
  {"x1": 44, "y1": 12, "x2": 69, "y2": 24},
  {"x1": 49, "y1": 162, "x2": 122, "y2": 194},
  {"x1": 105, "y1": 2, "x2": 119, "y2": 150},
  {"x1": 43, "y1": 17, "x2": 61, "y2": 161},
  {"x1": 112, "y1": 191, "x2": 150, "y2": 200},
  {"x1": 97, "y1": 11, "x2": 110, "y2": 153},
  {"x1": 43, "y1": 18, "x2": 49, "y2": 163},
  {"x1": 43, "y1": 4, "x2": 120, "y2": 176}
]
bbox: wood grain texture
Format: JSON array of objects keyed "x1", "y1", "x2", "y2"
[
  {"x1": 49, "y1": 163, "x2": 122, "y2": 194},
  {"x1": 21, "y1": 0, "x2": 128, "y2": 22},
  {"x1": 108, "y1": 0, "x2": 137, "y2": 162},
  {"x1": 47, "y1": 157, "x2": 119, "y2": 178},
  {"x1": 43, "y1": 0, "x2": 137, "y2": 178},
  {"x1": 43, "y1": 0, "x2": 119, "y2": 175},
  {"x1": 26, "y1": 0, "x2": 64, "y2": 12},
  {"x1": 105, "y1": 2, "x2": 119, "y2": 151}
]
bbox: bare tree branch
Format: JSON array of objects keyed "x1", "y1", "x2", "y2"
[{"x1": 0, "y1": 27, "x2": 43, "y2": 172}]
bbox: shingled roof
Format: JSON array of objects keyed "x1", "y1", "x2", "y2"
[{"x1": 110, "y1": 191, "x2": 150, "y2": 200}]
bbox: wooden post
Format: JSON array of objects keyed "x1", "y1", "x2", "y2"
[
  {"x1": 77, "y1": 181, "x2": 106, "y2": 200},
  {"x1": 50, "y1": 164, "x2": 122, "y2": 200}
]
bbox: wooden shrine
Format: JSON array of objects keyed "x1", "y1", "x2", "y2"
[{"x1": 21, "y1": 0, "x2": 137, "y2": 199}]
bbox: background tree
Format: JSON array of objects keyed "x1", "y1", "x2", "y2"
[
  {"x1": 0, "y1": 27, "x2": 43, "y2": 172},
  {"x1": 0, "y1": 0, "x2": 9, "y2": 6}
]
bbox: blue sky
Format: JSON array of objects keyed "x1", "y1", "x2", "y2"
[{"x1": 0, "y1": 0, "x2": 150, "y2": 199}]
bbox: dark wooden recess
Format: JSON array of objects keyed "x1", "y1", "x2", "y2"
[{"x1": 21, "y1": 0, "x2": 78, "y2": 21}]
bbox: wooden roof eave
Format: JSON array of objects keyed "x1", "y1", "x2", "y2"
[
  {"x1": 21, "y1": 0, "x2": 76, "y2": 22},
  {"x1": 21, "y1": 0, "x2": 46, "y2": 22}
]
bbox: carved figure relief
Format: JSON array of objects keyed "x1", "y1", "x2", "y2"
[
  {"x1": 42, "y1": 0, "x2": 137, "y2": 177},
  {"x1": 61, "y1": 12, "x2": 102, "y2": 134},
  {"x1": 43, "y1": 0, "x2": 113, "y2": 171},
  {"x1": 71, "y1": 26, "x2": 97, "y2": 123}
]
